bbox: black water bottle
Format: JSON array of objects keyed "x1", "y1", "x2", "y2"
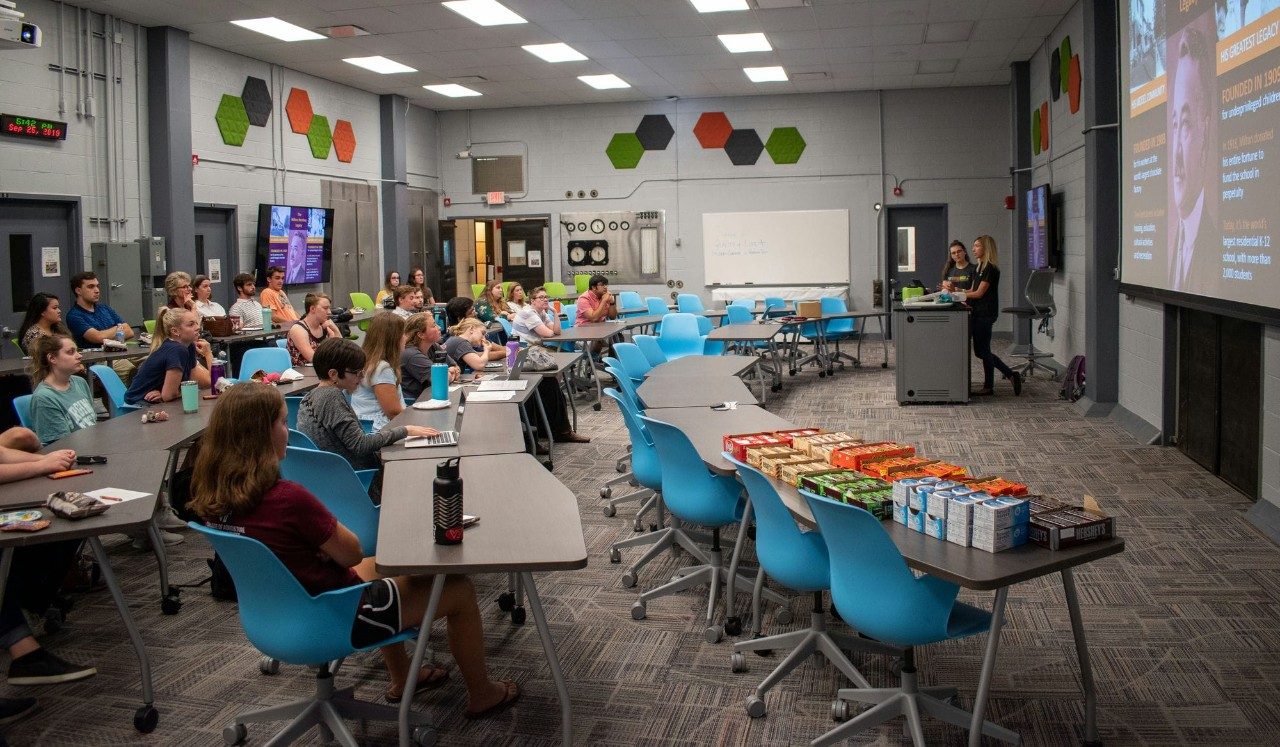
[{"x1": 433, "y1": 458, "x2": 463, "y2": 545}]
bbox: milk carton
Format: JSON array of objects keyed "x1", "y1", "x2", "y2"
[
  {"x1": 906, "y1": 506, "x2": 924, "y2": 533},
  {"x1": 923, "y1": 494, "x2": 948, "y2": 539},
  {"x1": 945, "y1": 493, "x2": 984, "y2": 547},
  {"x1": 971, "y1": 497, "x2": 1031, "y2": 531},
  {"x1": 971, "y1": 522, "x2": 1029, "y2": 552}
]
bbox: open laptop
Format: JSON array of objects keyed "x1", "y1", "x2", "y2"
[
  {"x1": 403, "y1": 430, "x2": 460, "y2": 448},
  {"x1": 476, "y1": 348, "x2": 530, "y2": 392}
]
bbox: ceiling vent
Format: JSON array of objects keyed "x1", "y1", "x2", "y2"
[{"x1": 318, "y1": 25, "x2": 371, "y2": 38}]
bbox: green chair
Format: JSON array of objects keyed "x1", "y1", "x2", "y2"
[
  {"x1": 349, "y1": 292, "x2": 375, "y2": 332},
  {"x1": 471, "y1": 283, "x2": 485, "y2": 299},
  {"x1": 501, "y1": 281, "x2": 514, "y2": 297},
  {"x1": 143, "y1": 319, "x2": 155, "y2": 334},
  {"x1": 574, "y1": 274, "x2": 591, "y2": 294},
  {"x1": 544, "y1": 281, "x2": 567, "y2": 299}
]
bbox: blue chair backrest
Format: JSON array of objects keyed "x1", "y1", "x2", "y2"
[
  {"x1": 287, "y1": 428, "x2": 317, "y2": 450},
  {"x1": 618, "y1": 291, "x2": 643, "y2": 313},
  {"x1": 695, "y1": 315, "x2": 712, "y2": 335},
  {"x1": 275, "y1": 338, "x2": 289, "y2": 349},
  {"x1": 281, "y1": 446, "x2": 380, "y2": 555},
  {"x1": 725, "y1": 305, "x2": 754, "y2": 325},
  {"x1": 729, "y1": 456, "x2": 830, "y2": 592},
  {"x1": 764, "y1": 297, "x2": 787, "y2": 317},
  {"x1": 633, "y1": 335, "x2": 667, "y2": 366},
  {"x1": 561, "y1": 304, "x2": 576, "y2": 329},
  {"x1": 730, "y1": 298, "x2": 756, "y2": 309},
  {"x1": 602, "y1": 388, "x2": 661, "y2": 491},
  {"x1": 497, "y1": 317, "x2": 513, "y2": 336},
  {"x1": 12, "y1": 394, "x2": 32, "y2": 429},
  {"x1": 612, "y1": 342, "x2": 652, "y2": 381},
  {"x1": 801, "y1": 489, "x2": 963, "y2": 647},
  {"x1": 189, "y1": 523, "x2": 369, "y2": 665},
  {"x1": 603, "y1": 362, "x2": 645, "y2": 412},
  {"x1": 638, "y1": 414, "x2": 742, "y2": 527},
  {"x1": 676, "y1": 294, "x2": 705, "y2": 314},
  {"x1": 656, "y1": 313, "x2": 707, "y2": 360},
  {"x1": 285, "y1": 395, "x2": 303, "y2": 429},
  {"x1": 821, "y1": 296, "x2": 856, "y2": 335},
  {"x1": 645, "y1": 297, "x2": 668, "y2": 315},
  {"x1": 90, "y1": 364, "x2": 138, "y2": 417},
  {"x1": 240, "y1": 346, "x2": 291, "y2": 376}
]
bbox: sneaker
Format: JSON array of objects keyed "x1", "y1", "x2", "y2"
[
  {"x1": 8, "y1": 649, "x2": 97, "y2": 686},
  {"x1": 130, "y1": 529, "x2": 185, "y2": 551},
  {"x1": 1010, "y1": 372, "x2": 1023, "y2": 396},
  {"x1": 0, "y1": 696, "x2": 37, "y2": 725},
  {"x1": 157, "y1": 510, "x2": 189, "y2": 531}
]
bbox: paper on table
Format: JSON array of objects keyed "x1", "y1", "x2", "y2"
[
  {"x1": 466, "y1": 391, "x2": 516, "y2": 402},
  {"x1": 85, "y1": 488, "x2": 153, "y2": 504},
  {"x1": 278, "y1": 368, "x2": 305, "y2": 382},
  {"x1": 477, "y1": 380, "x2": 528, "y2": 391}
]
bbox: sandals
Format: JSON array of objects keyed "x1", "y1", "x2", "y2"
[
  {"x1": 465, "y1": 680, "x2": 521, "y2": 720},
  {"x1": 384, "y1": 665, "x2": 449, "y2": 702}
]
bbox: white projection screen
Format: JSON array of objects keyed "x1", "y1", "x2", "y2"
[{"x1": 1120, "y1": 0, "x2": 1280, "y2": 314}]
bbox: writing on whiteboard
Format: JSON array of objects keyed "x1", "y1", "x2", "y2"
[{"x1": 711, "y1": 235, "x2": 769, "y2": 257}]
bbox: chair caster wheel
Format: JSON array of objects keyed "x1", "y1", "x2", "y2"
[
  {"x1": 511, "y1": 607, "x2": 526, "y2": 625},
  {"x1": 593, "y1": 403, "x2": 602, "y2": 411},
  {"x1": 746, "y1": 525, "x2": 756, "y2": 541},
  {"x1": 881, "y1": 362, "x2": 888, "y2": 368},
  {"x1": 730, "y1": 652, "x2": 748, "y2": 673},
  {"x1": 650, "y1": 523, "x2": 660, "y2": 532},
  {"x1": 224, "y1": 723, "x2": 248, "y2": 745},
  {"x1": 603, "y1": 505, "x2": 617, "y2": 517},
  {"x1": 631, "y1": 601, "x2": 646, "y2": 620},
  {"x1": 831, "y1": 699, "x2": 850, "y2": 721},
  {"x1": 724, "y1": 616, "x2": 743, "y2": 636},
  {"x1": 600, "y1": 486, "x2": 612, "y2": 499},
  {"x1": 161, "y1": 593, "x2": 181, "y2": 615},
  {"x1": 259, "y1": 656, "x2": 280, "y2": 675},
  {"x1": 775, "y1": 607, "x2": 793, "y2": 626},
  {"x1": 746, "y1": 695, "x2": 767, "y2": 718},
  {"x1": 704, "y1": 625, "x2": 723, "y2": 644},
  {"x1": 413, "y1": 726, "x2": 438, "y2": 746},
  {"x1": 621, "y1": 572, "x2": 637, "y2": 589},
  {"x1": 497, "y1": 592, "x2": 515, "y2": 612},
  {"x1": 818, "y1": 371, "x2": 826, "y2": 378},
  {"x1": 749, "y1": 634, "x2": 772, "y2": 657},
  {"x1": 616, "y1": 461, "x2": 627, "y2": 473},
  {"x1": 609, "y1": 548, "x2": 621, "y2": 563},
  {"x1": 133, "y1": 705, "x2": 159, "y2": 734}
]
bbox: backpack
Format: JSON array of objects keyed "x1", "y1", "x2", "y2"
[{"x1": 1060, "y1": 355, "x2": 1085, "y2": 402}]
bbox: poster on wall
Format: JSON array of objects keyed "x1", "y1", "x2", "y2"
[
  {"x1": 528, "y1": 250, "x2": 542, "y2": 268},
  {"x1": 209, "y1": 259, "x2": 222, "y2": 283},
  {"x1": 266, "y1": 205, "x2": 328, "y2": 284},
  {"x1": 507, "y1": 239, "x2": 527, "y2": 266},
  {"x1": 41, "y1": 247, "x2": 60, "y2": 277}
]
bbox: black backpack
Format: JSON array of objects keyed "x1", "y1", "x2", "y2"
[{"x1": 1060, "y1": 355, "x2": 1085, "y2": 402}]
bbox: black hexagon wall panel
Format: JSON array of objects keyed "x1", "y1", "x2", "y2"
[
  {"x1": 241, "y1": 76, "x2": 272, "y2": 127},
  {"x1": 635, "y1": 114, "x2": 674, "y2": 150},
  {"x1": 723, "y1": 128, "x2": 764, "y2": 166}
]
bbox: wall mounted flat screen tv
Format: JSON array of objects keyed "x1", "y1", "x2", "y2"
[
  {"x1": 1026, "y1": 183, "x2": 1055, "y2": 270},
  {"x1": 255, "y1": 204, "x2": 333, "y2": 285}
]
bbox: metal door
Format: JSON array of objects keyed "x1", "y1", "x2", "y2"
[
  {"x1": 407, "y1": 189, "x2": 439, "y2": 287},
  {"x1": 355, "y1": 200, "x2": 380, "y2": 302},
  {"x1": 194, "y1": 206, "x2": 237, "y2": 307},
  {"x1": 885, "y1": 204, "x2": 948, "y2": 337},
  {"x1": 0, "y1": 198, "x2": 79, "y2": 331},
  {"x1": 501, "y1": 218, "x2": 548, "y2": 290},
  {"x1": 328, "y1": 200, "x2": 359, "y2": 306},
  {"x1": 438, "y1": 221, "x2": 457, "y2": 301}
]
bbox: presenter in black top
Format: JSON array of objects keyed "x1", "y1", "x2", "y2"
[
  {"x1": 939, "y1": 240, "x2": 974, "y2": 292},
  {"x1": 965, "y1": 235, "x2": 1021, "y2": 396}
]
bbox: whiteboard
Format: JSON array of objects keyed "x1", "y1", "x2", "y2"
[{"x1": 702, "y1": 210, "x2": 849, "y2": 286}]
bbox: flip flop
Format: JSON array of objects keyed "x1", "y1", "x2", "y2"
[
  {"x1": 465, "y1": 680, "x2": 521, "y2": 720},
  {"x1": 384, "y1": 665, "x2": 449, "y2": 702}
]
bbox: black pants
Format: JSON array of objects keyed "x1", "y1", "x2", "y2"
[
  {"x1": 534, "y1": 377, "x2": 572, "y2": 437},
  {"x1": 0, "y1": 541, "x2": 80, "y2": 648},
  {"x1": 971, "y1": 315, "x2": 1014, "y2": 390}
]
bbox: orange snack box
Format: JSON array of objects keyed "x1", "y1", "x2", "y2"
[
  {"x1": 920, "y1": 462, "x2": 969, "y2": 479},
  {"x1": 861, "y1": 457, "x2": 937, "y2": 479},
  {"x1": 811, "y1": 439, "x2": 866, "y2": 463},
  {"x1": 966, "y1": 476, "x2": 1029, "y2": 496},
  {"x1": 830, "y1": 442, "x2": 915, "y2": 471},
  {"x1": 724, "y1": 433, "x2": 790, "y2": 461}
]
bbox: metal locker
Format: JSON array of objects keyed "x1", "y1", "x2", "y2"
[{"x1": 90, "y1": 241, "x2": 144, "y2": 327}]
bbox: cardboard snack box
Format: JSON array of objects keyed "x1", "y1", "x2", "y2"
[
  {"x1": 919, "y1": 461, "x2": 969, "y2": 479},
  {"x1": 841, "y1": 490, "x2": 892, "y2": 520},
  {"x1": 861, "y1": 457, "x2": 937, "y2": 479},
  {"x1": 798, "y1": 470, "x2": 863, "y2": 494},
  {"x1": 745, "y1": 445, "x2": 798, "y2": 469},
  {"x1": 774, "y1": 428, "x2": 825, "y2": 444},
  {"x1": 1028, "y1": 507, "x2": 1115, "y2": 550},
  {"x1": 725, "y1": 432, "x2": 789, "y2": 461},
  {"x1": 823, "y1": 477, "x2": 891, "y2": 500},
  {"x1": 971, "y1": 523, "x2": 1029, "y2": 553},
  {"x1": 792, "y1": 432, "x2": 858, "y2": 454},
  {"x1": 830, "y1": 443, "x2": 915, "y2": 471},
  {"x1": 781, "y1": 460, "x2": 838, "y2": 486},
  {"x1": 972, "y1": 497, "x2": 1031, "y2": 531},
  {"x1": 945, "y1": 494, "x2": 985, "y2": 547},
  {"x1": 762, "y1": 454, "x2": 823, "y2": 479},
  {"x1": 1026, "y1": 495, "x2": 1071, "y2": 515},
  {"x1": 966, "y1": 476, "x2": 1029, "y2": 497},
  {"x1": 810, "y1": 439, "x2": 866, "y2": 463}
]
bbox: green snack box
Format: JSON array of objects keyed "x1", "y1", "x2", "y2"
[{"x1": 798, "y1": 470, "x2": 862, "y2": 493}]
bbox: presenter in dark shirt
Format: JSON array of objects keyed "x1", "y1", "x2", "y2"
[
  {"x1": 939, "y1": 240, "x2": 974, "y2": 292},
  {"x1": 966, "y1": 235, "x2": 1021, "y2": 396}
]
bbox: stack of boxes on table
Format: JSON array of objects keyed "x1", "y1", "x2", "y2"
[{"x1": 723, "y1": 429, "x2": 1115, "y2": 554}]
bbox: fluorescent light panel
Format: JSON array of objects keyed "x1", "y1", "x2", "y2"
[
  {"x1": 690, "y1": 0, "x2": 749, "y2": 12},
  {"x1": 230, "y1": 17, "x2": 324, "y2": 42},
  {"x1": 718, "y1": 32, "x2": 772, "y2": 53},
  {"x1": 578, "y1": 74, "x2": 630, "y2": 89},
  {"x1": 523, "y1": 42, "x2": 588, "y2": 62},
  {"x1": 343, "y1": 56, "x2": 417, "y2": 74},
  {"x1": 442, "y1": 0, "x2": 526, "y2": 26},
  {"x1": 744, "y1": 65, "x2": 788, "y2": 82},
  {"x1": 424, "y1": 83, "x2": 483, "y2": 97}
]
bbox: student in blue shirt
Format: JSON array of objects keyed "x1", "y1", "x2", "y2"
[
  {"x1": 124, "y1": 308, "x2": 212, "y2": 405},
  {"x1": 64, "y1": 272, "x2": 134, "y2": 349}
]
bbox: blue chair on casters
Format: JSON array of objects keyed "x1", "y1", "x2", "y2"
[
  {"x1": 12, "y1": 395, "x2": 32, "y2": 429},
  {"x1": 610, "y1": 342, "x2": 652, "y2": 384},
  {"x1": 284, "y1": 396, "x2": 303, "y2": 429},
  {"x1": 281, "y1": 446, "x2": 380, "y2": 547},
  {"x1": 240, "y1": 347, "x2": 291, "y2": 376},
  {"x1": 728, "y1": 458, "x2": 899, "y2": 719},
  {"x1": 801, "y1": 490, "x2": 1018, "y2": 747},
  {"x1": 287, "y1": 429, "x2": 317, "y2": 449},
  {"x1": 633, "y1": 335, "x2": 667, "y2": 367},
  {"x1": 617, "y1": 291, "x2": 643, "y2": 316},
  {"x1": 676, "y1": 293, "x2": 705, "y2": 314},
  {"x1": 655, "y1": 313, "x2": 707, "y2": 361},
  {"x1": 90, "y1": 364, "x2": 141, "y2": 417},
  {"x1": 597, "y1": 385, "x2": 658, "y2": 525},
  {"x1": 189, "y1": 524, "x2": 432, "y2": 746},
  {"x1": 820, "y1": 296, "x2": 860, "y2": 369}
]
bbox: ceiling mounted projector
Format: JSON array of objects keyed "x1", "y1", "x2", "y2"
[{"x1": 0, "y1": 1, "x2": 40, "y2": 50}]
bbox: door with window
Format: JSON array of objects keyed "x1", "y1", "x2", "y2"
[
  {"x1": 499, "y1": 218, "x2": 548, "y2": 292},
  {"x1": 0, "y1": 198, "x2": 79, "y2": 332},
  {"x1": 885, "y1": 205, "x2": 948, "y2": 337},
  {"x1": 194, "y1": 205, "x2": 237, "y2": 308}
]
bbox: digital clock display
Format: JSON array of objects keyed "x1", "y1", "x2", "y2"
[{"x1": 1, "y1": 114, "x2": 67, "y2": 141}]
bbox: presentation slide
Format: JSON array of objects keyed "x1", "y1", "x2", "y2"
[
  {"x1": 1120, "y1": 0, "x2": 1280, "y2": 310},
  {"x1": 1027, "y1": 185, "x2": 1051, "y2": 270},
  {"x1": 266, "y1": 205, "x2": 327, "y2": 285}
]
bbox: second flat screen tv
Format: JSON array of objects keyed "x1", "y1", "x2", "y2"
[
  {"x1": 1025, "y1": 183, "x2": 1055, "y2": 271},
  {"x1": 256, "y1": 204, "x2": 334, "y2": 285}
]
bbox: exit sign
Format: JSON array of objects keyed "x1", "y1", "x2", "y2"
[
  {"x1": 486, "y1": 191, "x2": 506, "y2": 205},
  {"x1": 1, "y1": 113, "x2": 67, "y2": 141}
]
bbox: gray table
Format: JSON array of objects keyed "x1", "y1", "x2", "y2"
[
  {"x1": 552, "y1": 321, "x2": 628, "y2": 410},
  {"x1": 637, "y1": 375, "x2": 758, "y2": 409},
  {"x1": 645, "y1": 355, "x2": 759, "y2": 381},
  {"x1": 379, "y1": 387, "x2": 526, "y2": 462},
  {"x1": 641, "y1": 406, "x2": 795, "y2": 474},
  {"x1": 0, "y1": 343, "x2": 148, "y2": 377},
  {"x1": 781, "y1": 310, "x2": 890, "y2": 376},
  {"x1": 706, "y1": 322, "x2": 786, "y2": 397},
  {"x1": 377, "y1": 454, "x2": 587, "y2": 746}
]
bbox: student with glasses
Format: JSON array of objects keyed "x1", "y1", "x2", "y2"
[{"x1": 511, "y1": 287, "x2": 590, "y2": 444}]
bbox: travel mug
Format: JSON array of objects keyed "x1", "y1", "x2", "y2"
[
  {"x1": 180, "y1": 380, "x2": 199, "y2": 413},
  {"x1": 209, "y1": 360, "x2": 225, "y2": 395},
  {"x1": 261, "y1": 308, "x2": 273, "y2": 330},
  {"x1": 430, "y1": 363, "x2": 448, "y2": 401},
  {"x1": 433, "y1": 457, "x2": 463, "y2": 545}
]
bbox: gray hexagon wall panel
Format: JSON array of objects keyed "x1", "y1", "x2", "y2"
[
  {"x1": 241, "y1": 76, "x2": 272, "y2": 127},
  {"x1": 635, "y1": 114, "x2": 674, "y2": 150},
  {"x1": 723, "y1": 129, "x2": 764, "y2": 166}
]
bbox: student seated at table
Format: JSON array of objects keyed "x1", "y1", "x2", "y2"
[
  {"x1": 350, "y1": 313, "x2": 409, "y2": 431},
  {"x1": 27, "y1": 335, "x2": 98, "y2": 445},
  {"x1": 575, "y1": 274, "x2": 617, "y2": 325},
  {"x1": 375, "y1": 270, "x2": 400, "y2": 308},
  {"x1": 298, "y1": 338, "x2": 441, "y2": 499},
  {"x1": 512, "y1": 286, "x2": 562, "y2": 345},
  {"x1": 473, "y1": 280, "x2": 512, "y2": 344},
  {"x1": 390, "y1": 285, "x2": 421, "y2": 320},
  {"x1": 504, "y1": 282, "x2": 527, "y2": 315},
  {"x1": 0, "y1": 429, "x2": 95, "y2": 724},
  {"x1": 401, "y1": 313, "x2": 463, "y2": 401},
  {"x1": 407, "y1": 267, "x2": 434, "y2": 307},
  {"x1": 259, "y1": 265, "x2": 299, "y2": 323},
  {"x1": 124, "y1": 308, "x2": 213, "y2": 405},
  {"x1": 163, "y1": 271, "x2": 195, "y2": 313},
  {"x1": 65, "y1": 272, "x2": 134, "y2": 350},
  {"x1": 228, "y1": 273, "x2": 263, "y2": 329},
  {"x1": 17, "y1": 292, "x2": 72, "y2": 355},
  {"x1": 193, "y1": 274, "x2": 226, "y2": 318},
  {"x1": 443, "y1": 297, "x2": 508, "y2": 358},
  {"x1": 443, "y1": 319, "x2": 494, "y2": 375},
  {"x1": 287, "y1": 293, "x2": 341, "y2": 367},
  {"x1": 189, "y1": 385, "x2": 520, "y2": 709}
]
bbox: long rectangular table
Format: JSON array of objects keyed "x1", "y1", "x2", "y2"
[
  {"x1": 636, "y1": 374, "x2": 758, "y2": 409},
  {"x1": 552, "y1": 321, "x2": 628, "y2": 409},
  {"x1": 705, "y1": 322, "x2": 785, "y2": 397},
  {"x1": 379, "y1": 387, "x2": 526, "y2": 462},
  {"x1": 644, "y1": 355, "x2": 760, "y2": 381},
  {"x1": 0, "y1": 343, "x2": 149, "y2": 378}
]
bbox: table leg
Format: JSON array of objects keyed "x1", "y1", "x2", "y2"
[
  {"x1": 559, "y1": 372, "x2": 578, "y2": 433},
  {"x1": 0, "y1": 548, "x2": 12, "y2": 621},
  {"x1": 968, "y1": 586, "x2": 1009, "y2": 747},
  {"x1": 1062, "y1": 568, "x2": 1101, "y2": 745},
  {"x1": 878, "y1": 314, "x2": 888, "y2": 368},
  {"x1": 532, "y1": 388, "x2": 555, "y2": 467},
  {"x1": 87, "y1": 537, "x2": 155, "y2": 711},
  {"x1": 583, "y1": 345, "x2": 602, "y2": 411},
  {"x1": 725, "y1": 499, "x2": 754, "y2": 627},
  {"x1": 399, "y1": 574, "x2": 444, "y2": 747},
  {"x1": 521, "y1": 572, "x2": 572, "y2": 746}
]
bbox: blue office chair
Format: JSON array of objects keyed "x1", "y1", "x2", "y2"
[
  {"x1": 617, "y1": 291, "x2": 643, "y2": 316},
  {"x1": 632, "y1": 414, "x2": 752, "y2": 642},
  {"x1": 676, "y1": 293, "x2": 705, "y2": 314},
  {"x1": 285, "y1": 395, "x2": 303, "y2": 430},
  {"x1": 633, "y1": 335, "x2": 667, "y2": 367},
  {"x1": 610, "y1": 342, "x2": 652, "y2": 383},
  {"x1": 287, "y1": 428, "x2": 317, "y2": 449},
  {"x1": 12, "y1": 394, "x2": 32, "y2": 429},
  {"x1": 189, "y1": 524, "x2": 432, "y2": 746},
  {"x1": 820, "y1": 296, "x2": 860, "y2": 368},
  {"x1": 801, "y1": 490, "x2": 1018, "y2": 747},
  {"x1": 728, "y1": 458, "x2": 899, "y2": 718},
  {"x1": 89, "y1": 364, "x2": 141, "y2": 418},
  {"x1": 497, "y1": 317, "x2": 514, "y2": 337},
  {"x1": 729, "y1": 298, "x2": 756, "y2": 310},
  {"x1": 644, "y1": 297, "x2": 668, "y2": 316},
  {"x1": 656, "y1": 313, "x2": 707, "y2": 361},
  {"x1": 596, "y1": 383, "x2": 658, "y2": 524},
  {"x1": 275, "y1": 338, "x2": 289, "y2": 350},
  {"x1": 281, "y1": 446, "x2": 379, "y2": 553},
  {"x1": 600, "y1": 358, "x2": 644, "y2": 411},
  {"x1": 763, "y1": 297, "x2": 787, "y2": 316},
  {"x1": 725, "y1": 305, "x2": 755, "y2": 325},
  {"x1": 695, "y1": 315, "x2": 725, "y2": 355},
  {"x1": 239, "y1": 347, "x2": 291, "y2": 376},
  {"x1": 601, "y1": 387, "x2": 677, "y2": 572}
]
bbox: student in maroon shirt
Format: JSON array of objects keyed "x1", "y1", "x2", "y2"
[{"x1": 187, "y1": 384, "x2": 519, "y2": 713}]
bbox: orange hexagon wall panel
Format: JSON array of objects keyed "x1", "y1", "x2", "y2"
[
  {"x1": 694, "y1": 112, "x2": 732, "y2": 149},
  {"x1": 332, "y1": 119, "x2": 356, "y2": 163},
  {"x1": 285, "y1": 88, "x2": 314, "y2": 134}
]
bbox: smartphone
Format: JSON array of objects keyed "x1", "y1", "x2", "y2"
[
  {"x1": 75, "y1": 455, "x2": 107, "y2": 465},
  {"x1": 49, "y1": 469, "x2": 93, "y2": 479}
]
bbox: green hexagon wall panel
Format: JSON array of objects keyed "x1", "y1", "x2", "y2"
[
  {"x1": 765, "y1": 127, "x2": 805, "y2": 164},
  {"x1": 215, "y1": 94, "x2": 250, "y2": 146},
  {"x1": 307, "y1": 114, "x2": 332, "y2": 159},
  {"x1": 606, "y1": 132, "x2": 644, "y2": 169}
]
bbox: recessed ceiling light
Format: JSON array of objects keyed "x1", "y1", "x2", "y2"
[
  {"x1": 578, "y1": 74, "x2": 630, "y2": 90},
  {"x1": 343, "y1": 56, "x2": 418, "y2": 74},
  {"x1": 718, "y1": 33, "x2": 772, "y2": 53},
  {"x1": 744, "y1": 66, "x2": 788, "y2": 82},
  {"x1": 442, "y1": 0, "x2": 526, "y2": 26},
  {"x1": 424, "y1": 83, "x2": 483, "y2": 97},
  {"x1": 523, "y1": 43, "x2": 588, "y2": 63},
  {"x1": 690, "y1": 0, "x2": 749, "y2": 12},
  {"x1": 229, "y1": 17, "x2": 324, "y2": 42}
]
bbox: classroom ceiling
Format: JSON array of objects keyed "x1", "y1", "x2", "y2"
[{"x1": 74, "y1": 0, "x2": 1075, "y2": 110}]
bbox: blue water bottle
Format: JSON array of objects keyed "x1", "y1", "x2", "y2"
[{"x1": 430, "y1": 363, "x2": 448, "y2": 401}]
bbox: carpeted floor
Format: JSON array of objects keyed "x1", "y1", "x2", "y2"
[{"x1": 3, "y1": 341, "x2": 1279, "y2": 746}]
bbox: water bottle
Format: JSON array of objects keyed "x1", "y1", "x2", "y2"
[
  {"x1": 505, "y1": 341, "x2": 520, "y2": 368},
  {"x1": 430, "y1": 363, "x2": 448, "y2": 401},
  {"x1": 115, "y1": 325, "x2": 126, "y2": 345},
  {"x1": 209, "y1": 359, "x2": 226, "y2": 395},
  {"x1": 433, "y1": 458, "x2": 463, "y2": 545}
]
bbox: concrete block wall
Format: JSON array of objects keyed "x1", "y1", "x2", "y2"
[
  {"x1": 1117, "y1": 295, "x2": 1164, "y2": 430},
  {"x1": 406, "y1": 104, "x2": 441, "y2": 192}
]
